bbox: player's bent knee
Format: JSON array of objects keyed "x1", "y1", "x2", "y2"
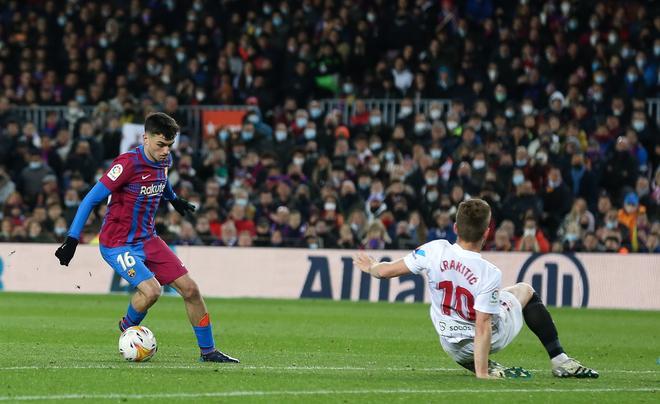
[
  {"x1": 517, "y1": 282, "x2": 535, "y2": 296},
  {"x1": 181, "y1": 283, "x2": 201, "y2": 302}
]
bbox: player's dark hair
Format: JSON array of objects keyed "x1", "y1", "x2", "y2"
[
  {"x1": 145, "y1": 112, "x2": 179, "y2": 141},
  {"x1": 455, "y1": 199, "x2": 491, "y2": 243}
]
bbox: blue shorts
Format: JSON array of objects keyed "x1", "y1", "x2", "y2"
[{"x1": 100, "y1": 237, "x2": 188, "y2": 288}]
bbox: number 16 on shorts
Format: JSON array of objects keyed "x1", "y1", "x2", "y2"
[{"x1": 100, "y1": 245, "x2": 154, "y2": 288}]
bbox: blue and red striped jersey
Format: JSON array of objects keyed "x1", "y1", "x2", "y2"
[{"x1": 98, "y1": 145, "x2": 172, "y2": 247}]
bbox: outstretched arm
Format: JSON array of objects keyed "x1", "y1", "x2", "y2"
[
  {"x1": 55, "y1": 181, "x2": 111, "y2": 266},
  {"x1": 67, "y1": 181, "x2": 111, "y2": 240},
  {"x1": 353, "y1": 253, "x2": 412, "y2": 279}
]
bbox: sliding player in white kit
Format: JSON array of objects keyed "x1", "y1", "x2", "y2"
[{"x1": 354, "y1": 199, "x2": 598, "y2": 379}]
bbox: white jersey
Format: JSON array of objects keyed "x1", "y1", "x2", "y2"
[{"x1": 403, "y1": 240, "x2": 502, "y2": 343}]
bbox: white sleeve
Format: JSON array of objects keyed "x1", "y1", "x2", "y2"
[
  {"x1": 402, "y1": 242, "x2": 435, "y2": 275},
  {"x1": 473, "y1": 267, "x2": 502, "y2": 315}
]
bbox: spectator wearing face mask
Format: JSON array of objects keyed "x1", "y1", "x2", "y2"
[
  {"x1": 20, "y1": 149, "x2": 55, "y2": 206},
  {"x1": 515, "y1": 217, "x2": 550, "y2": 253}
]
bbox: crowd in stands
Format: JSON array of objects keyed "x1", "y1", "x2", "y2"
[{"x1": 0, "y1": 0, "x2": 658, "y2": 253}]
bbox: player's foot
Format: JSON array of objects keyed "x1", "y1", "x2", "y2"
[
  {"x1": 488, "y1": 360, "x2": 532, "y2": 379},
  {"x1": 119, "y1": 319, "x2": 126, "y2": 333},
  {"x1": 200, "y1": 350, "x2": 240, "y2": 363},
  {"x1": 552, "y1": 357, "x2": 599, "y2": 378}
]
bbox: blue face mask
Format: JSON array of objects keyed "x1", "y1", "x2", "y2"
[
  {"x1": 241, "y1": 131, "x2": 254, "y2": 141},
  {"x1": 219, "y1": 130, "x2": 229, "y2": 141}
]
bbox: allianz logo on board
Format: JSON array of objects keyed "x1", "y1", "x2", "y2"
[{"x1": 516, "y1": 253, "x2": 589, "y2": 308}]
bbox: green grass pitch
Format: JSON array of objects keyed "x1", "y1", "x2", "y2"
[{"x1": 0, "y1": 292, "x2": 657, "y2": 403}]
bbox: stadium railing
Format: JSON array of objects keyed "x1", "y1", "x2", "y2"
[
  {"x1": 10, "y1": 98, "x2": 660, "y2": 145},
  {"x1": 318, "y1": 98, "x2": 453, "y2": 125}
]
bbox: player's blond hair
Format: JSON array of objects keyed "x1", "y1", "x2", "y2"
[{"x1": 455, "y1": 199, "x2": 491, "y2": 243}]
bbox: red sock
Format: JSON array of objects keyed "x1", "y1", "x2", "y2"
[{"x1": 198, "y1": 313, "x2": 210, "y2": 327}]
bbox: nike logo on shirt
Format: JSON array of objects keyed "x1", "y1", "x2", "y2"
[{"x1": 141, "y1": 174, "x2": 151, "y2": 180}]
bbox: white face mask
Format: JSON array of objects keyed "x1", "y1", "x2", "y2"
[
  {"x1": 513, "y1": 174, "x2": 525, "y2": 186},
  {"x1": 429, "y1": 109, "x2": 442, "y2": 120},
  {"x1": 524, "y1": 228, "x2": 536, "y2": 237},
  {"x1": 446, "y1": 121, "x2": 458, "y2": 131},
  {"x1": 430, "y1": 149, "x2": 442, "y2": 159},
  {"x1": 296, "y1": 117, "x2": 308, "y2": 127},
  {"x1": 275, "y1": 131, "x2": 287, "y2": 141},
  {"x1": 632, "y1": 120, "x2": 645, "y2": 132},
  {"x1": 472, "y1": 159, "x2": 486, "y2": 169},
  {"x1": 324, "y1": 202, "x2": 336, "y2": 211},
  {"x1": 293, "y1": 156, "x2": 305, "y2": 166},
  {"x1": 370, "y1": 116, "x2": 382, "y2": 126},
  {"x1": 414, "y1": 122, "x2": 427, "y2": 134},
  {"x1": 304, "y1": 129, "x2": 316, "y2": 139},
  {"x1": 369, "y1": 164, "x2": 380, "y2": 174},
  {"x1": 521, "y1": 104, "x2": 533, "y2": 115},
  {"x1": 400, "y1": 106, "x2": 413, "y2": 117}
]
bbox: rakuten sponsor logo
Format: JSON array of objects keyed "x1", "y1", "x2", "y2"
[{"x1": 140, "y1": 183, "x2": 165, "y2": 196}]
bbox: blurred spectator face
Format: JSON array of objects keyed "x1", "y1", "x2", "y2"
[
  {"x1": 428, "y1": 103, "x2": 442, "y2": 120},
  {"x1": 47, "y1": 204, "x2": 63, "y2": 221},
  {"x1": 64, "y1": 189, "x2": 80, "y2": 207},
  {"x1": 615, "y1": 136, "x2": 629, "y2": 152},
  {"x1": 494, "y1": 229, "x2": 511, "y2": 251},
  {"x1": 583, "y1": 233, "x2": 599, "y2": 251},
  {"x1": 604, "y1": 235, "x2": 621, "y2": 252},
  {"x1": 195, "y1": 217, "x2": 210, "y2": 234},
  {"x1": 548, "y1": 168, "x2": 562, "y2": 187},
  {"x1": 523, "y1": 219, "x2": 537, "y2": 237},
  {"x1": 436, "y1": 211, "x2": 451, "y2": 228},
  {"x1": 238, "y1": 231, "x2": 253, "y2": 247},
  {"x1": 604, "y1": 210, "x2": 619, "y2": 229},
  {"x1": 631, "y1": 111, "x2": 646, "y2": 132},
  {"x1": 295, "y1": 109, "x2": 309, "y2": 128},
  {"x1": 28, "y1": 221, "x2": 43, "y2": 239},
  {"x1": 275, "y1": 206, "x2": 289, "y2": 224},
  {"x1": 636, "y1": 177, "x2": 650, "y2": 197},
  {"x1": 515, "y1": 147, "x2": 528, "y2": 167},
  {"x1": 521, "y1": 99, "x2": 534, "y2": 115},
  {"x1": 369, "y1": 109, "x2": 383, "y2": 126},
  {"x1": 598, "y1": 195, "x2": 612, "y2": 214},
  {"x1": 308, "y1": 100, "x2": 322, "y2": 119},
  {"x1": 221, "y1": 222, "x2": 237, "y2": 244},
  {"x1": 450, "y1": 185, "x2": 464, "y2": 204}
]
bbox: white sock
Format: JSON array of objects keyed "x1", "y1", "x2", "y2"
[{"x1": 551, "y1": 353, "x2": 569, "y2": 367}]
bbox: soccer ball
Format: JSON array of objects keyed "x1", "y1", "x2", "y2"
[{"x1": 118, "y1": 326, "x2": 158, "y2": 362}]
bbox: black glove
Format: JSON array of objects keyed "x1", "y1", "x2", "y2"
[
  {"x1": 55, "y1": 236, "x2": 79, "y2": 266},
  {"x1": 170, "y1": 197, "x2": 196, "y2": 217}
]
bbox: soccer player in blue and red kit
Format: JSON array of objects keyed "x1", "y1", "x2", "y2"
[{"x1": 55, "y1": 112, "x2": 239, "y2": 363}]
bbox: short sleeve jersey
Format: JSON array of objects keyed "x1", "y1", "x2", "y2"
[
  {"x1": 98, "y1": 145, "x2": 172, "y2": 247},
  {"x1": 403, "y1": 240, "x2": 502, "y2": 341}
]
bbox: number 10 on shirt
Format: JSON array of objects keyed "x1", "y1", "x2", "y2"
[{"x1": 437, "y1": 281, "x2": 476, "y2": 321}]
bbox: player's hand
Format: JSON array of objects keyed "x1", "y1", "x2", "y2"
[
  {"x1": 170, "y1": 197, "x2": 196, "y2": 217},
  {"x1": 55, "y1": 236, "x2": 79, "y2": 266},
  {"x1": 353, "y1": 252, "x2": 377, "y2": 274}
]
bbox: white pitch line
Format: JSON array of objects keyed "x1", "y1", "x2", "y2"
[
  {"x1": 0, "y1": 364, "x2": 657, "y2": 374},
  {"x1": 0, "y1": 388, "x2": 657, "y2": 401}
]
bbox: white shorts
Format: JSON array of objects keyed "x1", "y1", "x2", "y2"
[{"x1": 439, "y1": 290, "x2": 524, "y2": 364}]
